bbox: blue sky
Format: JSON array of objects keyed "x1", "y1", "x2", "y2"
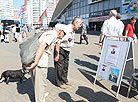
[{"x1": 13, "y1": 0, "x2": 24, "y2": 9}]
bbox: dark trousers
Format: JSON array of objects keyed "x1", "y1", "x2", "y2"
[
  {"x1": 54, "y1": 47, "x2": 70, "y2": 86},
  {"x1": 80, "y1": 34, "x2": 88, "y2": 44}
]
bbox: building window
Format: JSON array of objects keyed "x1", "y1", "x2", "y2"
[
  {"x1": 98, "y1": 2, "x2": 103, "y2": 11},
  {"x1": 80, "y1": 1, "x2": 83, "y2": 7},
  {"x1": 79, "y1": 7, "x2": 81, "y2": 15},
  {"x1": 90, "y1": 5, "x2": 93, "y2": 12},
  {"x1": 93, "y1": 3, "x2": 98, "y2": 12},
  {"x1": 86, "y1": 5, "x2": 89, "y2": 14},
  {"x1": 76, "y1": 8, "x2": 79, "y2": 16},
  {"x1": 115, "y1": 0, "x2": 121, "y2": 8},
  {"x1": 103, "y1": 0, "x2": 109, "y2": 10},
  {"x1": 109, "y1": 0, "x2": 115, "y2": 9}
]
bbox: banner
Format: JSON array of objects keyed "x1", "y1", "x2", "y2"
[{"x1": 121, "y1": 0, "x2": 138, "y2": 14}]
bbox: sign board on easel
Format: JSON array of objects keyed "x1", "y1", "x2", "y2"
[{"x1": 94, "y1": 36, "x2": 135, "y2": 97}]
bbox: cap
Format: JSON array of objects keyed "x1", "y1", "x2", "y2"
[{"x1": 55, "y1": 24, "x2": 67, "y2": 34}]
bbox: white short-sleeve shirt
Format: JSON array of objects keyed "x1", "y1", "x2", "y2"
[
  {"x1": 117, "y1": 20, "x2": 124, "y2": 35},
  {"x1": 101, "y1": 17, "x2": 121, "y2": 36},
  {"x1": 59, "y1": 24, "x2": 75, "y2": 51},
  {"x1": 12, "y1": 26, "x2": 16, "y2": 33},
  {"x1": 38, "y1": 30, "x2": 58, "y2": 67}
]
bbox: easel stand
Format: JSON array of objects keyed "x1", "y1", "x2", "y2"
[{"x1": 94, "y1": 36, "x2": 135, "y2": 98}]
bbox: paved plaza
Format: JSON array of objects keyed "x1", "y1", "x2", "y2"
[{"x1": 0, "y1": 31, "x2": 138, "y2": 102}]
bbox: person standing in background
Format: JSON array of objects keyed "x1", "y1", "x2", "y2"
[
  {"x1": 125, "y1": 16, "x2": 137, "y2": 43},
  {"x1": 99, "y1": 10, "x2": 122, "y2": 48},
  {"x1": 116, "y1": 13, "x2": 124, "y2": 36},
  {"x1": 16, "y1": 24, "x2": 22, "y2": 43},
  {"x1": 79, "y1": 22, "x2": 88, "y2": 45},
  {"x1": 12, "y1": 24, "x2": 17, "y2": 42},
  {"x1": 22, "y1": 24, "x2": 28, "y2": 38},
  {"x1": 3, "y1": 24, "x2": 10, "y2": 43}
]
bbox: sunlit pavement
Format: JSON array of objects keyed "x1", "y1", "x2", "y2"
[{"x1": 0, "y1": 31, "x2": 138, "y2": 102}]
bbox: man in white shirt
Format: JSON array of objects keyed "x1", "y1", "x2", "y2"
[
  {"x1": 26, "y1": 25, "x2": 66, "y2": 102},
  {"x1": 99, "y1": 10, "x2": 122, "y2": 48},
  {"x1": 116, "y1": 13, "x2": 124, "y2": 36},
  {"x1": 12, "y1": 24, "x2": 17, "y2": 42},
  {"x1": 54, "y1": 17, "x2": 82, "y2": 89}
]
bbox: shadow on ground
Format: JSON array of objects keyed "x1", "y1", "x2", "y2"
[
  {"x1": 78, "y1": 68, "x2": 116, "y2": 97},
  {"x1": 112, "y1": 83, "x2": 138, "y2": 99},
  {"x1": 76, "y1": 86, "x2": 118, "y2": 102},
  {"x1": 78, "y1": 68, "x2": 138, "y2": 100},
  {"x1": 47, "y1": 67, "x2": 57, "y2": 86},
  {"x1": 59, "y1": 86, "x2": 118, "y2": 102},
  {"x1": 59, "y1": 92, "x2": 85, "y2": 102},
  {"x1": 74, "y1": 42, "x2": 87, "y2": 45},
  {"x1": 83, "y1": 54, "x2": 99, "y2": 62},
  {"x1": 17, "y1": 77, "x2": 35, "y2": 102},
  {"x1": 74, "y1": 59, "x2": 98, "y2": 71}
]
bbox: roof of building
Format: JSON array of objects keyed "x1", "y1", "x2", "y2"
[{"x1": 51, "y1": 0, "x2": 73, "y2": 22}]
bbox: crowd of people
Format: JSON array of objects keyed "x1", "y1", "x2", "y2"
[{"x1": 0, "y1": 23, "x2": 30, "y2": 43}]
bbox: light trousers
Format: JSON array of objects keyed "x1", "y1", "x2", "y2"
[{"x1": 30, "y1": 66, "x2": 48, "y2": 102}]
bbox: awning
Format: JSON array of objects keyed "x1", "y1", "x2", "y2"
[{"x1": 51, "y1": 0, "x2": 73, "y2": 22}]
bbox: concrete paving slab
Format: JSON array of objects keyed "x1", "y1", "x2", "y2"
[{"x1": 0, "y1": 31, "x2": 137, "y2": 102}]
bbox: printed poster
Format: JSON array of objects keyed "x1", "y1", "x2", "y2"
[
  {"x1": 108, "y1": 67, "x2": 120, "y2": 84},
  {"x1": 105, "y1": 45, "x2": 120, "y2": 66},
  {"x1": 98, "y1": 64, "x2": 108, "y2": 80}
]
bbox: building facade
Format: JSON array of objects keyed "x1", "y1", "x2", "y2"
[
  {"x1": 42, "y1": 0, "x2": 59, "y2": 25},
  {"x1": 52, "y1": 0, "x2": 138, "y2": 34},
  {"x1": 88, "y1": 0, "x2": 121, "y2": 31},
  {"x1": 0, "y1": 0, "x2": 14, "y2": 20},
  {"x1": 13, "y1": 9, "x2": 20, "y2": 20},
  {"x1": 22, "y1": 0, "x2": 59, "y2": 26}
]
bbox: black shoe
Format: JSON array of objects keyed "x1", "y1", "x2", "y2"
[{"x1": 1, "y1": 39, "x2": 4, "y2": 42}]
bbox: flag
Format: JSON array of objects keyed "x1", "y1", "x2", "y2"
[
  {"x1": 39, "y1": 9, "x2": 47, "y2": 22},
  {"x1": 18, "y1": 8, "x2": 21, "y2": 19}
]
